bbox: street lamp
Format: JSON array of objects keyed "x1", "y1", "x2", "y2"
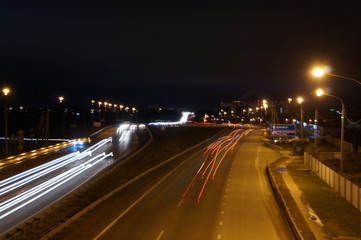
[
  {"x1": 312, "y1": 67, "x2": 361, "y2": 85},
  {"x1": 316, "y1": 88, "x2": 345, "y2": 175},
  {"x1": 58, "y1": 96, "x2": 66, "y2": 135},
  {"x1": 297, "y1": 97, "x2": 304, "y2": 139},
  {"x1": 2, "y1": 88, "x2": 10, "y2": 96},
  {"x1": 2, "y1": 87, "x2": 10, "y2": 154},
  {"x1": 58, "y1": 96, "x2": 64, "y2": 103}
]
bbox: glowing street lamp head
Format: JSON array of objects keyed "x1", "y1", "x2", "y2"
[
  {"x1": 58, "y1": 96, "x2": 64, "y2": 103},
  {"x1": 312, "y1": 68, "x2": 325, "y2": 77},
  {"x1": 316, "y1": 88, "x2": 324, "y2": 96},
  {"x1": 2, "y1": 87, "x2": 10, "y2": 96},
  {"x1": 288, "y1": 98, "x2": 293, "y2": 103},
  {"x1": 297, "y1": 97, "x2": 304, "y2": 104}
]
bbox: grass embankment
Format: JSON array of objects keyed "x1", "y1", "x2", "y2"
[
  {"x1": 270, "y1": 158, "x2": 316, "y2": 240},
  {"x1": 271, "y1": 156, "x2": 361, "y2": 240},
  {"x1": 287, "y1": 158, "x2": 361, "y2": 239}
]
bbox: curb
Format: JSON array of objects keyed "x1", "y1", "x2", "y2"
[
  {"x1": 263, "y1": 142, "x2": 283, "y2": 150},
  {"x1": 266, "y1": 161, "x2": 304, "y2": 240}
]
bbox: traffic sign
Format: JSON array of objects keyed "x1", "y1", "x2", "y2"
[
  {"x1": 271, "y1": 124, "x2": 296, "y2": 137},
  {"x1": 278, "y1": 167, "x2": 287, "y2": 171}
]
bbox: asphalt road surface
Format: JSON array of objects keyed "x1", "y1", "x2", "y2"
[
  {"x1": 56, "y1": 129, "x2": 294, "y2": 240},
  {"x1": 0, "y1": 124, "x2": 149, "y2": 235}
]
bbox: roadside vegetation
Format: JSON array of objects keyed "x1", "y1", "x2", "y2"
[{"x1": 270, "y1": 151, "x2": 361, "y2": 240}]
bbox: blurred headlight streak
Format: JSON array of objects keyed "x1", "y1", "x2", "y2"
[
  {"x1": 149, "y1": 111, "x2": 194, "y2": 126},
  {"x1": 0, "y1": 138, "x2": 113, "y2": 219}
]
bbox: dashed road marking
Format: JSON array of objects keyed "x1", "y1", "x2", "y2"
[{"x1": 156, "y1": 230, "x2": 164, "y2": 240}]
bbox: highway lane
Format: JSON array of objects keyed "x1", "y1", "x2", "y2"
[
  {"x1": 0, "y1": 123, "x2": 149, "y2": 235},
  {"x1": 55, "y1": 129, "x2": 294, "y2": 240}
]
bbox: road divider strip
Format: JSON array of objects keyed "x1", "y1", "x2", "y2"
[
  {"x1": 37, "y1": 127, "x2": 229, "y2": 240},
  {"x1": 266, "y1": 161, "x2": 304, "y2": 240}
]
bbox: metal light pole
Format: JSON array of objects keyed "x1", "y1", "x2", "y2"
[
  {"x1": 312, "y1": 68, "x2": 361, "y2": 85},
  {"x1": 314, "y1": 106, "x2": 318, "y2": 151},
  {"x1": 316, "y1": 89, "x2": 345, "y2": 175},
  {"x1": 297, "y1": 97, "x2": 304, "y2": 139},
  {"x1": 4, "y1": 103, "x2": 8, "y2": 154},
  {"x1": 59, "y1": 96, "x2": 66, "y2": 136},
  {"x1": 2, "y1": 87, "x2": 10, "y2": 155}
]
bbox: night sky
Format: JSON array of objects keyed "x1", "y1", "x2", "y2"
[{"x1": 1, "y1": 2, "x2": 361, "y2": 110}]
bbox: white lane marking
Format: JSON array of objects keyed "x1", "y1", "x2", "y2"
[
  {"x1": 255, "y1": 145, "x2": 266, "y2": 197},
  {"x1": 219, "y1": 221, "x2": 223, "y2": 226},
  {"x1": 92, "y1": 145, "x2": 206, "y2": 240},
  {"x1": 156, "y1": 230, "x2": 164, "y2": 240},
  {"x1": 217, "y1": 234, "x2": 222, "y2": 239},
  {"x1": 221, "y1": 210, "x2": 225, "y2": 215},
  {"x1": 177, "y1": 199, "x2": 183, "y2": 208}
]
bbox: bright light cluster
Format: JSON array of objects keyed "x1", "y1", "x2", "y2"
[
  {"x1": 149, "y1": 111, "x2": 194, "y2": 126},
  {"x1": 116, "y1": 123, "x2": 144, "y2": 143},
  {"x1": 0, "y1": 137, "x2": 113, "y2": 219}
]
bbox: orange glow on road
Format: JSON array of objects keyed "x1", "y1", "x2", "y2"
[
  {"x1": 183, "y1": 128, "x2": 253, "y2": 203},
  {"x1": 0, "y1": 138, "x2": 90, "y2": 168}
]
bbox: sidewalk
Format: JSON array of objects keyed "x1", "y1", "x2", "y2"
[{"x1": 270, "y1": 149, "x2": 361, "y2": 240}]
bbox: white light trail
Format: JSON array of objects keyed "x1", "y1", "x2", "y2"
[
  {"x1": 0, "y1": 152, "x2": 80, "y2": 189},
  {"x1": 116, "y1": 123, "x2": 142, "y2": 143},
  {"x1": 0, "y1": 152, "x2": 113, "y2": 219},
  {"x1": 149, "y1": 111, "x2": 194, "y2": 126},
  {"x1": 0, "y1": 138, "x2": 112, "y2": 195},
  {"x1": 0, "y1": 137, "x2": 114, "y2": 219}
]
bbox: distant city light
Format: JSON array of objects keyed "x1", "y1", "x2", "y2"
[{"x1": 149, "y1": 111, "x2": 194, "y2": 126}]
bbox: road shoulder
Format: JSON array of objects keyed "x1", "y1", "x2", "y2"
[{"x1": 269, "y1": 149, "x2": 361, "y2": 240}]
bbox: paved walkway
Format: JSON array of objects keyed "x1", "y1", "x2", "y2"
[{"x1": 281, "y1": 161, "x2": 327, "y2": 239}]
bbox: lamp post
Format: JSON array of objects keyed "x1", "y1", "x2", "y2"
[
  {"x1": 58, "y1": 96, "x2": 66, "y2": 136},
  {"x1": 297, "y1": 97, "x2": 304, "y2": 139},
  {"x1": 2, "y1": 87, "x2": 10, "y2": 155},
  {"x1": 312, "y1": 67, "x2": 361, "y2": 85},
  {"x1": 313, "y1": 104, "x2": 318, "y2": 151},
  {"x1": 316, "y1": 89, "x2": 345, "y2": 175},
  {"x1": 262, "y1": 99, "x2": 268, "y2": 122}
]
